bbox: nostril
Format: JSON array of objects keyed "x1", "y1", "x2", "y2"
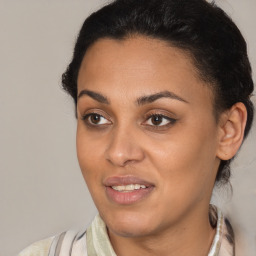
[
  {"x1": 105, "y1": 151, "x2": 132, "y2": 167},
  {"x1": 105, "y1": 144, "x2": 145, "y2": 167}
]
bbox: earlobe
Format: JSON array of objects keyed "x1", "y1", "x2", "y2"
[{"x1": 216, "y1": 102, "x2": 247, "y2": 161}]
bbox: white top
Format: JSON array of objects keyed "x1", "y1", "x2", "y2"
[{"x1": 19, "y1": 206, "x2": 234, "y2": 256}]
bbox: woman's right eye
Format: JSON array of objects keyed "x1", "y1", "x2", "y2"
[{"x1": 82, "y1": 113, "x2": 111, "y2": 126}]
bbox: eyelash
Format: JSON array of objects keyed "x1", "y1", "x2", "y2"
[
  {"x1": 81, "y1": 112, "x2": 177, "y2": 130},
  {"x1": 143, "y1": 113, "x2": 177, "y2": 129},
  {"x1": 81, "y1": 112, "x2": 112, "y2": 127}
]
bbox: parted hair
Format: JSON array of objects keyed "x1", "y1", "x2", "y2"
[{"x1": 62, "y1": 0, "x2": 254, "y2": 185}]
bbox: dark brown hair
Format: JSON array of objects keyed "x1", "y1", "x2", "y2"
[{"x1": 62, "y1": 0, "x2": 254, "y2": 185}]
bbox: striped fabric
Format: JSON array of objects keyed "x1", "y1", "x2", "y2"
[{"x1": 19, "y1": 205, "x2": 234, "y2": 256}]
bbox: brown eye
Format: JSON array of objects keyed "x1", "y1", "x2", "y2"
[
  {"x1": 151, "y1": 115, "x2": 163, "y2": 126},
  {"x1": 90, "y1": 114, "x2": 101, "y2": 124},
  {"x1": 144, "y1": 114, "x2": 176, "y2": 127},
  {"x1": 82, "y1": 113, "x2": 111, "y2": 126}
]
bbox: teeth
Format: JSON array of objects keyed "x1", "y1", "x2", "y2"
[
  {"x1": 134, "y1": 184, "x2": 140, "y2": 189},
  {"x1": 112, "y1": 184, "x2": 147, "y2": 192}
]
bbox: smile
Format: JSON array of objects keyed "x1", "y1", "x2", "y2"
[
  {"x1": 111, "y1": 184, "x2": 147, "y2": 192},
  {"x1": 104, "y1": 176, "x2": 154, "y2": 205}
]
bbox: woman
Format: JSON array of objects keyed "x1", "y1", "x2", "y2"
[{"x1": 19, "y1": 0, "x2": 254, "y2": 255}]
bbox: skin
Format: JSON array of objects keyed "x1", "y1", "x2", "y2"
[{"x1": 76, "y1": 36, "x2": 247, "y2": 256}]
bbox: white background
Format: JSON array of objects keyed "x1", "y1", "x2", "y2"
[{"x1": 0, "y1": 1, "x2": 255, "y2": 255}]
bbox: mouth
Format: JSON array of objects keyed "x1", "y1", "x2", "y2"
[
  {"x1": 111, "y1": 184, "x2": 147, "y2": 192},
  {"x1": 104, "y1": 176, "x2": 154, "y2": 205}
]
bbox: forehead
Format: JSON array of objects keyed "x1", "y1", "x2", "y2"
[
  {"x1": 77, "y1": 36, "x2": 213, "y2": 107},
  {"x1": 79, "y1": 36, "x2": 198, "y2": 81}
]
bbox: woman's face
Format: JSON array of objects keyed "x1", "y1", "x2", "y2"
[{"x1": 76, "y1": 36, "x2": 221, "y2": 238}]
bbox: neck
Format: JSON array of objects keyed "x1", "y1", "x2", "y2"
[{"x1": 108, "y1": 206, "x2": 216, "y2": 256}]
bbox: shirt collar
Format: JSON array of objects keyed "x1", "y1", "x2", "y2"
[{"x1": 86, "y1": 205, "x2": 234, "y2": 256}]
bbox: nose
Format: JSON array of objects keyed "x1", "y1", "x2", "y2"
[{"x1": 104, "y1": 126, "x2": 145, "y2": 167}]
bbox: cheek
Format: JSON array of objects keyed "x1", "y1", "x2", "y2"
[
  {"x1": 149, "y1": 121, "x2": 218, "y2": 196},
  {"x1": 76, "y1": 126, "x2": 103, "y2": 182},
  {"x1": 76, "y1": 128, "x2": 108, "y2": 207}
]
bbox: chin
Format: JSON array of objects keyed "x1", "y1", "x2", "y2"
[
  {"x1": 101, "y1": 210, "x2": 158, "y2": 238},
  {"x1": 109, "y1": 221, "x2": 154, "y2": 238}
]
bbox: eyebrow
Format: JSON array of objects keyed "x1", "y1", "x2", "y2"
[
  {"x1": 77, "y1": 89, "x2": 188, "y2": 105},
  {"x1": 78, "y1": 89, "x2": 110, "y2": 104},
  {"x1": 137, "y1": 91, "x2": 188, "y2": 105}
]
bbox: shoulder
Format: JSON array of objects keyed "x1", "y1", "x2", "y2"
[
  {"x1": 18, "y1": 228, "x2": 88, "y2": 256},
  {"x1": 18, "y1": 237, "x2": 54, "y2": 256}
]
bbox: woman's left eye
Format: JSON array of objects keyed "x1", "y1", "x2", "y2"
[{"x1": 144, "y1": 114, "x2": 176, "y2": 127}]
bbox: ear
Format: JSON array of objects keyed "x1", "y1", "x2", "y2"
[{"x1": 216, "y1": 102, "x2": 247, "y2": 161}]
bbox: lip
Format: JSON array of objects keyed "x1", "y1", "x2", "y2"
[
  {"x1": 104, "y1": 175, "x2": 155, "y2": 205},
  {"x1": 104, "y1": 175, "x2": 154, "y2": 187}
]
